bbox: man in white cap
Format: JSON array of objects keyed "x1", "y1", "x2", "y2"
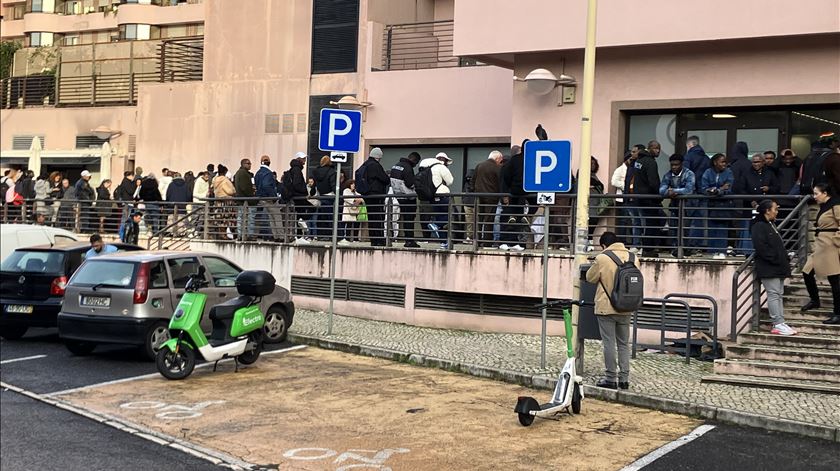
[
  {"x1": 75, "y1": 170, "x2": 96, "y2": 232},
  {"x1": 356, "y1": 147, "x2": 390, "y2": 246},
  {"x1": 418, "y1": 152, "x2": 455, "y2": 248}
]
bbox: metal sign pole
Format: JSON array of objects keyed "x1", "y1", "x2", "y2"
[
  {"x1": 570, "y1": 0, "x2": 598, "y2": 359},
  {"x1": 327, "y1": 161, "x2": 342, "y2": 335},
  {"x1": 540, "y1": 204, "x2": 551, "y2": 369}
]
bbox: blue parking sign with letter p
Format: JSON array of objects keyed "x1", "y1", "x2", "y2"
[
  {"x1": 523, "y1": 140, "x2": 572, "y2": 193},
  {"x1": 319, "y1": 108, "x2": 362, "y2": 153}
]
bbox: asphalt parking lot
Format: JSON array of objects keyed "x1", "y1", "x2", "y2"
[{"x1": 3, "y1": 329, "x2": 838, "y2": 471}]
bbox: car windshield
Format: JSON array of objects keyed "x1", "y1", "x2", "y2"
[
  {"x1": 1, "y1": 251, "x2": 66, "y2": 274},
  {"x1": 71, "y1": 260, "x2": 136, "y2": 287}
]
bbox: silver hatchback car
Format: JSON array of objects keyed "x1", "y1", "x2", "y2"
[{"x1": 57, "y1": 251, "x2": 294, "y2": 359}]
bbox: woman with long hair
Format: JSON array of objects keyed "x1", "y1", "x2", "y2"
[
  {"x1": 801, "y1": 183, "x2": 840, "y2": 324},
  {"x1": 750, "y1": 199, "x2": 796, "y2": 335},
  {"x1": 96, "y1": 179, "x2": 116, "y2": 233}
]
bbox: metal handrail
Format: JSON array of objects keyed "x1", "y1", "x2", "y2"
[
  {"x1": 148, "y1": 205, "x2": 204, "y2": 250},
  {"x1": 729, "y1": 196, "x2": 812, "y2": 341}
]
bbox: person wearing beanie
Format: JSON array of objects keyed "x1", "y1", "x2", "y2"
[{"x1": 357, "y1": 147, "x2": 390, "y2": 246}]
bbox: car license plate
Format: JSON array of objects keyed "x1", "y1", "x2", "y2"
[
  {"x1": 81, "y1": 296, "x2": 111, "y2": 308},
  {"x1": 5, "y1": 305, "x2": 33, "y2": 314}
]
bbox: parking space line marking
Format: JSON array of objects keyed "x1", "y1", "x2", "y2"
[
  {"x1": 47, "y1": 344, "x2": 307, "y2": 397},
  {"x1": 619, "y1": 424, "x2": 716, "y2": 471},
  {"x1": 0, "y1": 354, "x2": 47, "y2": 364},
  {"x1": 1, "y1": 381, "x2": 256, "y2": 470}
]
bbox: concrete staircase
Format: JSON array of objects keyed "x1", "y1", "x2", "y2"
[{"x1": 702, "y1": 281, "x2": 840, "y2": 394}]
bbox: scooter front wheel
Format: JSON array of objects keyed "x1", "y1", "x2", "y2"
[
  {"x1": 571, "y1": 383, "x2": 582, "y2": 414},
  {"x1": 156, "y1": 344, "x2": 196, "y2": 380}
]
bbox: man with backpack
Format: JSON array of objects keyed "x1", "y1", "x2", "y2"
[
  {"x1": 416, "y1": 152, "x2": 455, "y2": 247},
  {"x1": 585, "y1": 231, "x2": 644, "y2": 390},
  {"x1": 121, "y1": 211, "x2": 142, "y2": 245},
  {"x1": 390, "y1": 152, "x2": 420, "y2": 247},
  {"x1": 355, "y1": 147, "x2": 390, "y2": 246}
]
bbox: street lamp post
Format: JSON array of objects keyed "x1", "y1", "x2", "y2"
[{"x1": 571, "y1": 0, "x2": 598, "y2": 368}]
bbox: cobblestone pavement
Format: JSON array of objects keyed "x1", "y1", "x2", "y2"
[{"x1": 290, "y1": 309, "x2": 840, "y2": 428}]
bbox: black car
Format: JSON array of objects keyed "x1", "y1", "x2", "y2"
[{"x1": 0, "y1": 242, "x2": 143, "y2": 340}]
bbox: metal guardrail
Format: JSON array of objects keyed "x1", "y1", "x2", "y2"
[{"x1": 381, "y1": 20, "x2": 481, "y2": 71}]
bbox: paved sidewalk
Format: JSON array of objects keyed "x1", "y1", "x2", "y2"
[{"x1": 290, "y1": 310, "x2": 840, "y2": 433}]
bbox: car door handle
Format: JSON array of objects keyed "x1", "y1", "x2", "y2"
[{"x1": 219, "y1": 292, "x2": 227, "y2": 298}]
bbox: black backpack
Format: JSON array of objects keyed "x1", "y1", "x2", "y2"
[
  {"x1": 415, "y1": 163, "x2": 440, "y2": 202},
  {"x1": 599, "y1": 251, "x2": 644, "y2": 312},
  {"x1": 354, "y1": 163, "x2": 371, "y2": 195}
]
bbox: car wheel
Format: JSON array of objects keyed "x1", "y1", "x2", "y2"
[
  {"x1": 263, "y1": 306, "x2": 289, "y2": 343},
  {"x1": 65, "y1": 340, "x2": 96, "y2": 356},
  {"x1": 142, "y1": 321, "x2": 171, "y2": 361},
  {"x1": 0, "y1": 325, "x2": 28, "y2": 340}
]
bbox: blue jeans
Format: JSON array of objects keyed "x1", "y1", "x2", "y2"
[
  {"x1": 144, "y1": 203, "x2": 161, "y2": 234},
  {"x1": 687, "y1": 206, "x2": 707, "y2": 249},
  {"x1": 432, "y1": 196, "x2": 450, "y2": 240},
  {"x1": 707, "y1": 219, "x2": 728, "y2": 253},
  {"x1": 625, "y1": 205, "x2": 643, "y2": 247},
  {"x1": 738, "y1": 218, "x2": 754, "y2": 254},
  {"x1": 237, "y1": 205, "x2": 257, "y2": 238},
  {"x1": 317, "y1": 197, "x2": 335, "y2": 238}
]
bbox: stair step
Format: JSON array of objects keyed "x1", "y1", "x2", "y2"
[
  {"x1": 725, "y1": 344, "x2": 840, "y2": 366},
  {"x1": 737, "y1": 332, "x2": 840, "y2": 350},
  {"x1": 700, "y1": 374, "x2": 840, "y2": 395},
  {"x1": 779, "y1": 310, "x2": 836, "y2": 322},
  {"x1": 713, "y1": 359, "x2": 840, "y2": 383},
  {"x1": 758, "y1": 320, "x2": 840, "y2": 336}
]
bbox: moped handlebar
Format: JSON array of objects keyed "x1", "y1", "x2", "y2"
[{"x1": 533, "y1": 299, "x2": 593, "y2": 310}]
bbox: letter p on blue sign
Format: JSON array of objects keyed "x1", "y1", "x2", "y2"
[
  {"x1": 319, "y1": 109, "x2": 362, "y2": 154},
  {"x1": 523, "y1": 140, "x2": 572, "y2": 193}
]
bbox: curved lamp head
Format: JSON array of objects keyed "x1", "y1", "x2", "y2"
[
  {"x1": 90, "y1": 125, "x2": 122, "y2": 140},
  {"x1": 514, "y1": 68, "x2": 578, "y2": 96},
  {"x1": 329, "y1": 95, "x2": 372, "y2": 110}
]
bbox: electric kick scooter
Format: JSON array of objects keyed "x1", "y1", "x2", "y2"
[
  {"x1": 515, "y1": 298, "x2": 591, "y2": 426},
  {"x1": 156, "y1": 266, "x2": 273, "y2": 380}
]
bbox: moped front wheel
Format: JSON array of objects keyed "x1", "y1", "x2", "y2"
[{"x1": 156, "y1": 343, "x2": 196, "y2": 380}]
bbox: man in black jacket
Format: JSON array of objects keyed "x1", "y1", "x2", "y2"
[
  {"x1": 735, "y1": 154, "x2": 779, "y2": 254},
  {"x1": 361, "y1": 147, "x2": 390, "y2": 246},
  {"x1": 499, "y1": 142, "x2": 536, "y2": 249},
  {"x1": 122, "y1": 211, "x2": 142, "y2": 245},
  {"x1": 75, "y1": 170, "x2": 96, "y2": 232},
  {"x1": 283, "y1": 153, "x2": 311, "y2": 240},
  {"x1": 114, "y1": 171, "x2": 136, "y2": 202},
  {"x1": 631, "y1": 142, "x2": 662, "y2": 252},
  {"x1": 233, "y1": 159, "x2": 255, "y2": 238},
  {"x1": 390, "y1": 152, "x2": 420, "y2": 247}
]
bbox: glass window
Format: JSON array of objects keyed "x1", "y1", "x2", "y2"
[
  {"x1": 685, "y1": 130, "x2": 727, "y2": 157},
  {"x1": 30, "y1": 0, "x2": 56, "y2": 13},
  {"x1": 203, "y1": 257, "x2": 241, "y2": 287},
  {"x1": 628, "y1": 113, "x2": 677, "y2": 180},
  {"x1": 1, "y1": 251, "x2": 65, "y2": 274},
  {"x1": 28, "y1": 32, "x2": 54, "y2": 47},
  {"x1": 71, "y1": 261, "x2": 136, "y2": 287},
  {"x1": 736, "y1": 129, "x2": 779, "y2": 157},
  {"x1": 149, "y1": 261, "x2": 168, "y2": 288},
  {"x1": 167, "y1": 257, "x2": 201, "y2": 288},
  {"x1": 119, "y1": 24, "x2": 153, "y2": 40},
  {"x1": 790, "y1": 109, "x2": 840, "y2": 158}
]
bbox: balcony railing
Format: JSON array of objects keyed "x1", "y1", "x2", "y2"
[
  {"x1": 381, "y1": 20, "x2": 482, "y2": 71},
  {"x1": 2, "y1": 36, "x2": 203, "y2": 108}
]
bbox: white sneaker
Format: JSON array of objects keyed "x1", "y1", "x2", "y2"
[
  {"x1": 713, "y1": 253, "x2": 726, "y2": 259},
  {"x1": 297, "y1": 219, "x2": 308, "y2": 230},
  {"x1": 338, "y1": 239, "x2": 350, "y2": 245},
  {"x1": 511, "y1": 244, "x2": 524, "y2": 251},
  {"x1": 294, "y1": 237, "x2": 311, "y2": 245},
  {"x1": 771, "y1": 323, "x2": 796, "y2": 336},
  {"x1": 499, "y1": 244, "x2": 510, "y2": 250},
  {"x1": 629, "y1": 247, "x2": 639, "y2": 253}
]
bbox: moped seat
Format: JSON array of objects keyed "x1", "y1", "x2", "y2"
[{"x1": 209, "y1": 295, "x2": 254, "y2": 322}]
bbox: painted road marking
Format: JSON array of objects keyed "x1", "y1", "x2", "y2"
[
  {"x1": 120, "y1": 400, "x2": 227, "y2": 420},
  {"x1": 619, "y1": 424, "x2": 716, "y2": 471},
  {"x1": 283, "y1": 447, "x2": 411, "y2": 470},
  {"x1": 47, "y1": 344, "x2": 307, "y2": 397},
  {"x1": 0, "y1": 381, "x2": 255, "y2": 470},
  {"x1": 0, "y1": 354, "x2": 47, "y2": 364}
]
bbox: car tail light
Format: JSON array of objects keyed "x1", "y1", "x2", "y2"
[
  {"x1": 50, "y1": 276, "x2": 68, "y2": 296},
  {"x1": 134, "y1": 263, "x2": 150, "y2": 304}
]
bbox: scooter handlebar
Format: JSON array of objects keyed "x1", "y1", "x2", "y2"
[{"x1": 533, "y1": 299, "x2": 593, "y2": 310}]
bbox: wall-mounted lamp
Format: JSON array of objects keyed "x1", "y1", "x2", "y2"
[
  {"x1": 330, "y1": 95, "x2": 373, "y2": 121},
  {"x1": 90, "y1": 125, "x2": 123, "y2": 140},
  {"x1": 513, "y1": 68, "x2": 577, "y2": 106}
]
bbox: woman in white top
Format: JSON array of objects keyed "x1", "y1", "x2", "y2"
[{"x1": 340, "y1": 179, "x2": 364, "y2": 243}]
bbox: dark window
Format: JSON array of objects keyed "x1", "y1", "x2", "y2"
[
  {"x1": 307, "y1": 95, "x2": 354, "y2": 175},
  {"x1": 203, "y1": 256, "x2": 241, "y2": 288},
  {"x1": 311, "y1": 0, "x2": 359, "y2": 74},
  {"x1": 75, "y1": 135, "x2": 109, "y2": 149},
  {"x1": 167, "y1": 257, "x2": 201, "y2": 289}
]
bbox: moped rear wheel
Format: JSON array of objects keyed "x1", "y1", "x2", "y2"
[
  {"x1": 156, "y1": 343, "x2": 195, "y2": 380},
  {"x1": 237, "y1": 332, "x2": 263, "y2": 365}
]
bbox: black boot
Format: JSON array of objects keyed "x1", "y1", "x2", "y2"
[
  {"x1": 824, "y1": 316, "x2": 840, "y2": 325},
  {"x1": 802, "y1": 271, "x2": 821, "y2": 312},
  {"x1": 801, "y1": 299, "x2": 821, "y2": 312}
]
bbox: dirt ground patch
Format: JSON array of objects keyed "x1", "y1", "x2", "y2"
[{"x1": 62, "y1": 347, "x2": 699, "y2": 470}]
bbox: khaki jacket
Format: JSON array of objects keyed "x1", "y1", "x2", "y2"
[
  {"x1": 212, "y1": 175, "x2": 236, "y2": 198},
  {"x1": 585, "y1": 242, "x2": 640, "y2": 315},
  {"x1": 803, "y1": 201, "x2": 840, "y2": 277}
]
